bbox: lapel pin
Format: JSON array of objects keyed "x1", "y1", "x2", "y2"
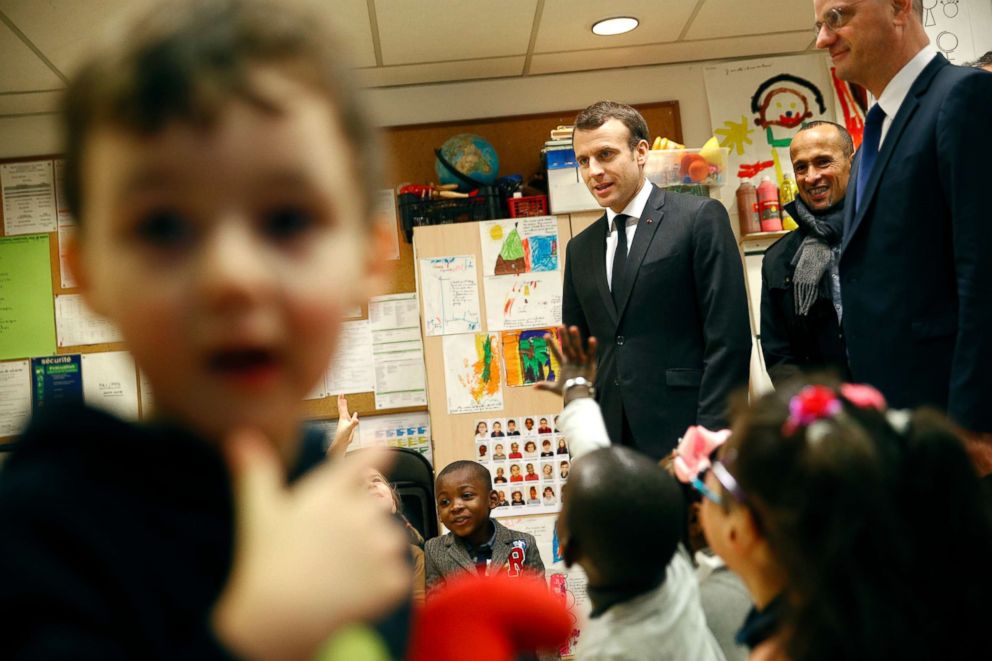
[{"x1": 646, "y1": 219, "x2": 653, "y2": 224}]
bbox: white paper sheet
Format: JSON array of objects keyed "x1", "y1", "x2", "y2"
[
  {"x1": 325, "y1": 319, "x2": 375, "y2": 395},
  {"x1": 420, "y1": 255, "x2": 481, "y2": 336},
  {"x1": 55, "y1": 294, "x2": 124, "y2": 347},
  {"x1": 479, "y1": 216, "x2": 559, "y2": 277},
  {"x1": 483, "y1": 271, "x2": 563, "y2": 332},
  {"x1": 442, "y1": 332, "x2": 504, "y2": 414},
  {"x1": 81, "y1": 351, "x2": 139, "y2": 420},
  {"x1": 1, "y1": 160, "x2": 57, "y2": 235},
  {"x1": 0, "y1": 360, "x2": 32, "y2": 437},
  {"x1": 355, "y1": 411, "x2": 432, "y2": 464},
  {"x1": 376, "y1": 189, "x2": 401, "y2": 261},
  {"x1": 370, "y1": 293, "x2": 427, "y2": 410},
  {"x1": 53, "y1": 159, "x2": 78, "y2": 288}
]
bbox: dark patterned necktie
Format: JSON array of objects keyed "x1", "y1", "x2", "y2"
[{"x1": 611, "y1": 214, "x2": 629, "y2": 310}]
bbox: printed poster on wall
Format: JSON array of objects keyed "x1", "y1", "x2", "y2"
[
  {"x1": 1, "y1": 160, "x2": 57, "y2": 235},
  {"x1": 0, "y1": 235, "x2": 57, "y2": 361},
  {"x1": 31, "y1": 354, "x2": 83, "y2": 411},
  {"x1": 703, "y1": 53, "x2": 837, "y2": 188},
  {"x1": 441, "y1": 332, "x2": 503, "y2": 414}
]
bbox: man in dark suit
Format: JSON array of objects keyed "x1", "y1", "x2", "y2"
[
  {"x1": 562, "y1": 101, "x2": 751, "y2": 460},
  {"x1": 815, "y1": 0, "x2": 992, "y2": 457}
]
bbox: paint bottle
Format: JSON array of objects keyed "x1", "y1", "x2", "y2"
[
  {"x1": 780, "y1": 174, "x2": 799, "y2": 230},
  {"x1": 757, "y1": 177, "x2": 783, "y2": 232},
  {"x1": 735, "y1": 178, "x2": 761, "y2": 236}
]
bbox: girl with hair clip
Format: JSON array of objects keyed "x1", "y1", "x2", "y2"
[{"x1": 681, "y1": 381, "x2": 992, "y2": 661}]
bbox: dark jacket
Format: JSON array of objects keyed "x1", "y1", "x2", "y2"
[
  {"x1": 562, "y1": 184, "x2": 752, "y2": 459},
  {"x1": 760, "y1": 200, "x2": 850, "y2": 387},
  {"x1": 841, "y1": 55, "x2": 992, "y2": 431}
]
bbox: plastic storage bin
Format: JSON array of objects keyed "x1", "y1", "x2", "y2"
[{"x1": 398, "y1": 187, "x2": 502, "y2": 242}]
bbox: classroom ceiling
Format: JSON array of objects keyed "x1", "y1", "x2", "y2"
[{"x1": 0, "y1": 0, "x2": 817, "y2": 118}]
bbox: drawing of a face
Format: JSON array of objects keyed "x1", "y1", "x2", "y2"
[{"x1": 757, "y1": 88, "x2": 811, "y2": 129}]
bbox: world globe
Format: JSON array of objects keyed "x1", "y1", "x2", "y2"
[{"x1": 435, "y1": 133, "x2": 500, "y2": 190}]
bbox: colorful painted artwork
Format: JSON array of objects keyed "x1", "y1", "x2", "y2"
[
  {"x1": 501, "y1": 328, "x2": 561, "y2": 387},
  {"x1": 483, "y1": 271, "x2": 562, "y2": 332},
  {"x1": 704, "y1": 55, "x2": 836, "y2": 188},
  {"x1": 479, "y1": 216, "x2": 559, "y2": 277},
  {"x1": 442, "y1": 332, "x2": 504, "y2": 414}
]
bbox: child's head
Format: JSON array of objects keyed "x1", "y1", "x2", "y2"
[
  {"x1": 510, "y1": 464, "x2": 521, "y2": 476},
  {"x1": 511, "y1": 490, "x2": 524, "y2": 503},
  {"x1": 698, "y1": 382, "x2": 992, "y2": 661},
  {"x1": 495, "y1": 466, "x2": 505, "y2": 477},
  {"x1": 525, "y1": 441, "x2": 537, "y2": 453},
  {"x1": 542, "y1": 440, "x2": 552, "y2": 451},
  {"x1": 507, "y1": 419, "x2": 517, "y2": 431},
  {"x1": 557, "y1": 438, "x2": 567, "y2": 449},
  {"x1": 435, "y1": 460, "x2": 497, "y2": 542},
  {"x1": 558, "y1": 447, "x2": 683, "y2": 588},
  {"x1": 510, "y1": 442, "x2": 520, "y2": 452},
  {"x1": 64, "y1": 0, "x2": 388, "y2": 447},
  {"x1": 476, "y1": 421, "x2": 488, "y2": 435},
  {"x1": 543, "y1": 486, "x2": 554, "y2": 498},
  {"x1": 478, "y1": 445, "x2": 487, "y2": 457},
  {"x1": 497, "y1": 490, "x2": 507, "y2": 502},
  {"x1": 542, "y1": 464, "x2": 553, "y2": 478},
  {"x1": 560, "y1": 460, "x2": 570, "y2": 475},
  {"x1": 365, "y1": 467, "x2": 400, "y2": 515},
  {"x1": 525, "y1": 463, "x2": 536, "y2": 474},
  {"x1": 529, "y1": 486, "x2": 538, "y2": 499},
  {"x1": 540, "y1": 418, "x2": 548, "y2": 427},
  {"x1": 492, "y1": 421, "x2": 502, "y2": 432},
  {"x1": 525, "y1": 418, "x2": 534, "y2": 430},
  {"x1": 494, "y1": 443, "x2": 504, "y2": 454}
]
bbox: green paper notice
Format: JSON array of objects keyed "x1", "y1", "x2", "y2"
[{"x1": 0, "y1": 234, "x2": 56, "y2": 360}]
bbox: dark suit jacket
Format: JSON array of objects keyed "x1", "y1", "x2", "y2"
[
  {"x1": 841, "y1": 54, "x2": 992, "y2": 432},
  {"x1": 562, "y1": 184, "x2": 752, "y2": 459},
  {"x1": 761, "y1": 202, "x2": 850, "y2": 387},
  {"x1": 423, "y1": 519, "x2": 544, "y2": 593}
]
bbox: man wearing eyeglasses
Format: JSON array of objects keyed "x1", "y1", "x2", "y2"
[{"x1": 813, "y1": 0, "x2": 992, "y2": 464}]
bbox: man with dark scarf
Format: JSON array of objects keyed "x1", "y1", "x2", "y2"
[{"x1": 760, "y1": 121, "x2": 853, "y2": 387}]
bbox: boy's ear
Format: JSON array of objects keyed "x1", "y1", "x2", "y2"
[
  {"x1": 64, "y1": 231, "x2": 107, "y2": 317},
  {"x1": 487, "y1": 489, "x2": 499, "y2": 509},
  {"x1": 357, "y1": 215, "x2": 396, "y2": 300},
  {"x1": 727, "y1": 506, "x2": 762, "y2": 555}
]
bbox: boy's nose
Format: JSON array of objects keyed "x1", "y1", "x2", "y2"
[{"x1": 196, "y1": 218, "x2": 274, "y2": 310}]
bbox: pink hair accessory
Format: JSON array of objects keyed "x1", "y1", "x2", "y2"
[
  {"x1": 784, "y1": 385, "x2": 842, "y2": 435},
  {"x1": 673, "y1": 425, "x2": 731, "y2": 484},
  {"x1": 839, "y1": 383, "x2": 886, "y2": 411}
]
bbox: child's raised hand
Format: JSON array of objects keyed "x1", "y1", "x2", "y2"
[
  {"x1": 213, "y1": 429, "x2": 410, "y2": 661},
  {"x1": 534, "y1": 325, "x2": 598, "y2": 398},
  {"x1": 328, "y1": 394, "x2": 359, "y2": 457}
]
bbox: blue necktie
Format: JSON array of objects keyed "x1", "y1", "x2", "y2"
[{"x1": 856, "y1": 104, "x2": 886, "y2": 212}]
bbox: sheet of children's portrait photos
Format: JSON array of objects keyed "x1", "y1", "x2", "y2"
[{"x1": 474, "y1": 413, "x2": 570, "y2": 518}]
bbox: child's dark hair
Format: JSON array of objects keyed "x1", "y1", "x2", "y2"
[
  {"x1": 723, "y1": 382, "x2": 992, "y2": 661},
  {"x1": 436, "y1": 460, "x2": 492, "y2": 492},
  {"x1": 566, "y1": 447, "x2": 683, "y2": 588},
  {"x1": 62, "y1": 0, "x2": 381, "y2": 224}
]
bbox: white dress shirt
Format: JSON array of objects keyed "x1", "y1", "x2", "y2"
[
  {"x1": 875, "y1": 44, "x2": 939, "y2": 146},
  {"x1": 605, "y1": 178, "x2": 653, "y2": 291}
]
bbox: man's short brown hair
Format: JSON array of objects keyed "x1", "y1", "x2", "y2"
[
  {"x1": 62, "y1": 0, "x2": 381, "y2": 225},
  {"x1": 574, "y1": 101, "x2": 650, "y2": 151}
]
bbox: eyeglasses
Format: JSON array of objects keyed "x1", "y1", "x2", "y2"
[
  {"x1": 813, "y1": 2, "x2": 861, "y2": 36},
  {"x1": 691, "y1": 461, "x2": 746, "y2": 507}
]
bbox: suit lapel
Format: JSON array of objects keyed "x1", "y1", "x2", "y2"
[
  {"x1": 444, "y1": 535, "x2": 477, "y2": 573},
  {"x1": 616, "y1": 185, "x2": 666, "y2": 318},
  {"x1": 843, "y1": 54, "x2": 947, "y2": 253},
  {"x1": 588, "y1": 214, "x2": 618, "y2": 326}
]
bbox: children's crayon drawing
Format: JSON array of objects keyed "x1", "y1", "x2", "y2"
[
  {"x1": 442, "y1": 333, "x2": 503, "y2": 414},
  {"x1": 483, "y1": 271, "x2": 562, "y2": 332},
  {"x1": 419, "y1": 255, "x2": 481, "y2": 336},
  {"x1": 479, "y1": 216, "x2": 559, "y2": 276},
  {"x1": 501, "y1": 328, "x2": 561, "y2": 387}
]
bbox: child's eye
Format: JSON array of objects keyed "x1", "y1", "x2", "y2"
[
  {"x1": 134, "y1": 210, "x2": 193, "y2": 247},
  {"x1": 438, "y1": 499, "x2": 449, "y2": 507},
  {"x1": 261, "y1": 206, "x2": 315, "y2": 241}
]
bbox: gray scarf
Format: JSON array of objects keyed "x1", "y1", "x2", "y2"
[{"x1": 790, "y1": 196, "x2": 844, "y2": 316}]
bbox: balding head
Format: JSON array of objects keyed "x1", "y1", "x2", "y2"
[{"x1": 558, "y1": 447, "x2": 683, "y2": 587}]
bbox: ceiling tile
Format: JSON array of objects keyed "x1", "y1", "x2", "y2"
[
  {"x1": 684, "y1": 0, "x2": 814, "y2": 41},
  {"x1": 375, "y1": 0, "x2": 537, "y2": 65},
  {"x1": 529, "y1": 31, "x2": 815, "y2": 75},
  {"x1": 304, "y1": 0, "x2": 377, "y2": 68},
  {"x1": 534, "y1": 0, "x2": 699, "y2": 52},
  {"x1": 0, "y1": 20, "x2": 64, "y2": 92},
  {"x1": 357, "y1": 55, "x2": 524, "y2": 87}
]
